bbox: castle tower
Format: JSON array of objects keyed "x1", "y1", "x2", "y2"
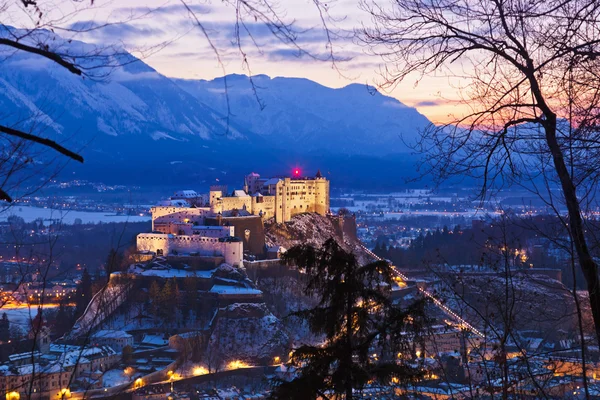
[
  {"x1": 245, "y1": 172, "x2": 261, "y2": 195},
  {"x1": 314, "y1": 171, "x2": 329, "y2": 216},
  {"x1": 209, "y1": 185, "x2": 226, "y2": 214}
]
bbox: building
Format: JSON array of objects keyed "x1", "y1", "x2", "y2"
[
  {"x1": 91, "y1": 330, "x2": 134, "y2": 353},
  {"x1": 136, "y1": 170, "x2": 330, "y2": 262},
  {"x1": 210, "y1": 171, "x2": 330, "y2": 223},
  {"x1": 0, "y1": 345, "x2": 118, "y2": 399}
]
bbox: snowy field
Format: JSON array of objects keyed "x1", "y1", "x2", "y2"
[
  {"x1": 0, "y1": 206, "x2": 151, "y2": 224},
  {"x1": 0, "y1": 304, "x2": 59, "y2": 328}
]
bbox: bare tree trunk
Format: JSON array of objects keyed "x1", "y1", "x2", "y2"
[
  {"x1": 345, "y1": 280, "x2": 354, "y2": 400},
  {"x1": 543, "y1": 115, "x2": 600, "y2": 348}
]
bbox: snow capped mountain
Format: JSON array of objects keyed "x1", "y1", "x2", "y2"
[
  {"x1": 0, "y1": 28, "x2": 432, "y2": 188},
  {"x1": 174, "y1": 74, "x2": 433, "y2": 155},
  {"x1": 0, "y1": 28, "x2": 274, "y2": 186},
  {"x1": 0, "y1": 36, "x2": 244, "y2": 147}
]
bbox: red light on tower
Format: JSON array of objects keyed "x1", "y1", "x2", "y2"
[{"x1": 293, "y1": 168, "x2": 301, "y2": 177}]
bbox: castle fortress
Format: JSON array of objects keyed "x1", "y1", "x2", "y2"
[
  {"x1": 137, "y1": 171, "x2": 330, "y2": 266},
  {"x1": 210, "y1": 170, "x2": 330, "y2": 222}
]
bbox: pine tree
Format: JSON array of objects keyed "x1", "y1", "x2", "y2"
[
  {"x1": 75, "y1": 268, "x2": 93, "y2": 318},
  {"x1": 159, "y1": 280, "x2": 175, "y2": 324},
  {"x1": 105, "y1": 248, "x2": 124, "y2": 274},
  {"x1": 54, "y1": 301, "x2": 71, "y2": 337},
  {"x1": 270, "y1": 239, "x2": 423, "y2": 400},
  {"x1": 0, "y1": 313, "x2": 9, "y2": 342},
  {"x1": 149, "y1": 281, "x2": 161, "y2": 317}
]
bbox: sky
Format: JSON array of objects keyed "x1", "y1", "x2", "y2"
[{"x1": 4, "y1": 0, "x2": 464, "y2": 123}]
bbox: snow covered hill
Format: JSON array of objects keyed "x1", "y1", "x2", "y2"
[
  {"x1": 175, "y1": 74, "x2": 433, "y2": 155},
  {"x1": 0, "y1": 27, "x2": 270, "y2": 186}
]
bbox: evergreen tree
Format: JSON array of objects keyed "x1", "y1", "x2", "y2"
[
  {"x1": 105, "y1": 248, "x2": 124, "y2": 274},
  {"x1": 75, "y1": 269, "x2": 93, "y2": 318},
  {"x1": 159, "y1": 280, "x2": 176, "y2": 324},
  {"x1": 270, "y1": 239, "x2": 423, "y2": 400},
  {"x1": 54, "y1": 301, "x2": 71, "y2": 337},
  {"x1": 122, "y1": 345, "x2": 134, "y2": 363},
  {"x1": 149, "y1": 281, "x2": 161, "y2": 317},
  {"x1": 0, "y1": 313, "x2": 9, "y2": 342},
  {"x1": 182, "y1": 277, "x2": 198, "y2": 324}
]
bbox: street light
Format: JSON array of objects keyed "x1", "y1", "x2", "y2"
[{"x1": 6, "y1": 391, "x2": 20, "y2": 400}]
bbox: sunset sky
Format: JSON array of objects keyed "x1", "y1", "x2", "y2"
[{"x1": 6, "y1": 0, "x2": 464, "y2": 123}]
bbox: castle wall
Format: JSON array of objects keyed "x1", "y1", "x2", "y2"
[
  {"x1": 136, "y1": 233, "x2": 243, "y2": 266},
  {"x1": 151, "y1": 207, "x2": 211, "y2": 230},
  {"x1": 275, "y1": 178, "x2": 329, "y2": 222},
  {"x1": 192, "y1": 226, "x2": 234, "y2": 237},
  {"x1": 154, "y1": 221, "x2": 194, "y2": 235},
  {"x1": 206, "y1": 215, "x2": 266, "y2": 256},
  {"x1": 220, "y1": 196, "x2": 253, "y2": 213},
  {"x1": 250, "y1": 196, "x2": 276, "y2": 220}
]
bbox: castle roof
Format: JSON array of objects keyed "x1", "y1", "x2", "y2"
[
  {"x1": 157, "y1": 199, "x2": 190, "y2": 207},
  {"x1": 232, "y1": 190, "x2": 249, "y2": 197},
  {"x1": 172, "y1": 190, "x2": 198, "y2": 198},
  {"x1": 263, "y1": 178, "x2": 282, "y2": 186}
]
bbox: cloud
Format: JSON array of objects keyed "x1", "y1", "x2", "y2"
[
  {"x1": 111, "y1": 68, "x2": 162, "y2": 82},
  {"x1": 67, "y1": 21, "x2": 164, "y2": 42},
  {"x1": 414, "y1": 100, "x2": 443, "y2": 107},
  {"x1": 114, "y1": 4, "x2": 212, "y2": 18},
  {"x1": 265, "y1": 47, "x2": 357, "y2": 63},
  {"x1": 200, "y1": 20, "x2": 354, "y2": 51},
  {"x1": 382, "y1": 100, "x2": 408, "y2": 109}
]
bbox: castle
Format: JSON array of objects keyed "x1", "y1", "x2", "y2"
[
  {"x1": 136, "y1": 170, "x2": 330, "y2": 266},
  {"x1": 210, "y1": 170, "x2": 329, "y2": 223}
]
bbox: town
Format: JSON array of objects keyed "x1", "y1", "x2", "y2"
[
  {"x1": 3, "y1": 3, "x2": 600, "y2": 398},
  {"x1": 0, "y1": 170, "x2": 592, "y2": 399}
]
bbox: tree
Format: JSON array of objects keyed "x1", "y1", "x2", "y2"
[
  {"x1": 105, "y1": 248, "x2": 124, "y2": 275},
  {"x1": 270, "y1": 239, "x2": 422, "y2": 400},
  {"x1": 54, "y1": 301, "x2": 72, "y2": 338},
  {"x1": 75, "y1": 268, "x2": 93, "y2": 318},
  {"x1": 122, "y1": 345, "x2": 134, "y2": 364},
  {"x1": 362, "y1": 0, "x2": 600, "y2": 347},
  {"x1": 0, "y1": 313, "x2": 9, "y2": 342},
  {"x1": 149, "y1": 281, "x2": 161, "y2": 318}
]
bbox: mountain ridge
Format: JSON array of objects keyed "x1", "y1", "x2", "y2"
[
  {"x1": 0, "y1": 29, "x2": 432, "y2": 189},
  {"x1": 173, "y1": 73, "x2": 432, "y2": 155}
]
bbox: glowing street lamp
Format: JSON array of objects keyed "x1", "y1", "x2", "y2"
[{"x1": 6, "y1": 391, "x2": 20, "y2": 400}]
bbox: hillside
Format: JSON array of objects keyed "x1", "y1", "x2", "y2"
[
  {"x1": 207, "y1": 303, "x2": 289, "y2": 365},
  {"x1": 434, "y1": 272, "x2": 594, "y2": 337},
  {"x1": 264, "y1": 213, "x2": 373, "y2": 264}
]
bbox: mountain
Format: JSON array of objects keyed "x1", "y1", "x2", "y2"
[
  {"x1": 174, "y1": 74, "x2": 432, "y2": 156},
  {"x1": 0, "y1": 28, "x2": 432, "y2": 190},
  {"x1": 0, "y1": 28, "x2": 277, "y2": 187}
]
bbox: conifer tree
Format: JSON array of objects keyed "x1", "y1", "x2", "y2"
[
  {"x1": 160, "y1": 280, "x2": 176, "y2": 324},
  {"x1": 0, "y1": 313, "x2": 9, "y2": 342},
  {"x1": 75, "y1": 268, "x2": 93, "y2": 318},
  {"x1": 149, "y1": 281, "x2": 161, "y2": 318},
  {"x1": 54, "y1": 302, "x2": 71, "y2": 337},
  {"x1": 270, "y1": 239, "x2": 423, "y2": 400}
]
